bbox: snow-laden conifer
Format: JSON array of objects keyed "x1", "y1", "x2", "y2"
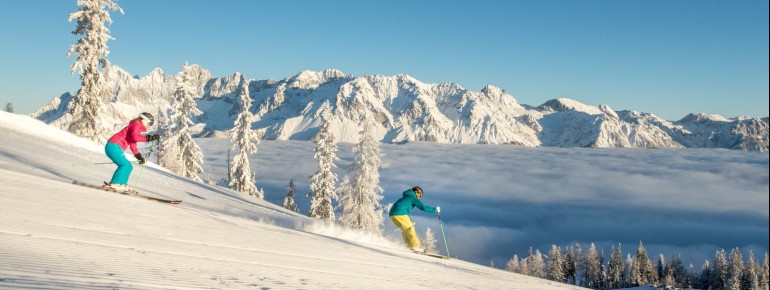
[
  {"x1": 698, "y1": 260, "x2": 712, "y2": 290},
  {"x1": 283, "y1": 179, "x2": 300, "y2": 213},
  {"x1": 505, "y1": 254, "x2": 521, "y2": 273},
  {"x1": 583, "y1": 243, "x2": 602, "y2": 288},
  {"x1": 157, "y1": 110, "x2": 181, "y2": 171},
  {"x1": 229, "y1": 80, "x2": 262, "y2": 198},
  {"x1": 168, "y1": 62, "x2": 204, "y2": 182},
  {"x1": 525, "y1": 247, "x2": 545, "y2": 278},
  {"x1": 759, "y1": 252, "x2": 769, "y2": 290},
  {"x1": 4, "y1": 102, "x2": 13, "y2": 113},
  {"x1": 563, "y1": 246, "x2": 577, "y2": 285},
  {"x1": 631, "y1": 241, "x2": 654, "y2": 286},
  {"x1": 728, "y1": 247, "x2": 744, "y2": 290},
  {"x1": 608, "y1": 243, "x2": 625, "y2": 289},
  {"x1": 307, "y1": 101, "x2": 338, "y2": 221},
  {"x1": 422, "y1": 228, "x2": 438, "y2": 254},
  {"x1": 547, "y1": 245, "x2": 565, "y2": 283},
  {"x1": 338, "y1": 114, "x2": 385, "y2": 232},
  {"x1": 67, "y1": 0, "x2": 123, "y2": 142},
  {"x1": 710, "y1": 249, "x2": 729, "y2": 290},
  {"x1": 742, "y1": 250, "x2": 758, "y2": 290}
]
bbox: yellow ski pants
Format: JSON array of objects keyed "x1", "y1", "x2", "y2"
[{"x1": 390, "y1": 215, "x2": 420, "y2": 248}]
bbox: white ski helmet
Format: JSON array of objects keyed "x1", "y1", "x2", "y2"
[{"x1": 139, "y1": 112, "x2": 155, "y2": 125}]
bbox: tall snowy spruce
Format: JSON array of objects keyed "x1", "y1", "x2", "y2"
[
  {"x1": 229, "y1": 80, "x2": 262, "y2": 198},
  {"x1": 607, "y1": 243, "x2": 625, "y2": 289},
  {"x1": 526, "y1": 247, "x2": 545, "y2": 278},
  {"x1": 157, "y1": 110, "x2": 181, "y2": 170},
  {"x1": 760, "y1": 252, "x2": 769, "y2": 290},
  {"x1": 547, "y1": 245, "x2": 566, "y2": 283},
  {"x1": 422, "y1": 228, "x2": 438, "y2": 254},
  {"x1": 583, "y1": 243, "x2": 602, "y2": 288},
  {"x1": 505, "y1": 255, "x2": 521, "y2": 273},
  {"x1": 67, "y1": 0, "x2": 123, "y2": 142},
  {"x1": 338, "y1": 114, "x2": 386, "y2": 232},
  {"x1": 710, "y1": 249, "x2": 729, "y2": 290},
  {"x1": 282, "y1": 179, "x2": 300, "y2": 213},
  {"x1": 728, "y1": 247, "x2": 744, "y2": 290},
  {"x1": 628, "y1": 241, "x2": 651, "y2": 286},
  {"x1": 307, "y1": 102, "x2": 339, "y2": 221},
  {"x1": 165, "y1": 62, "x2": 204, "y2": 182},
  {"x1": 743, "y1": 251, "x2": 759, "y2": 290}
]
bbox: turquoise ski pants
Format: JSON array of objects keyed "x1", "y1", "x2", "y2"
[{"x1": 105, "y1": 142, "x2": 133, "y2": 185}]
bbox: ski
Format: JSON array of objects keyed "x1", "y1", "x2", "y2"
[
  {"x1": 72, "y1": 180, "x2": 182, "y2": 205},
  {"x1": 412, "y1": 250, "x2": 451, "y2": 260}
]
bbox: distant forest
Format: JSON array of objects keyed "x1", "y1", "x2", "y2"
[{"x1": 496, "y1": 242, "x2": 769, "y2": 290}]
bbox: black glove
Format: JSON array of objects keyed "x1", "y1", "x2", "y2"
[
  {"x1": 134, "y1": 153, "x2": 146, "y2": 164},
  {"x1": 146, "y1": 134, "x2": 160, "y2": 142}
]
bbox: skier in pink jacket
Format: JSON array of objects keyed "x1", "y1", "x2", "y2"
[{"x1": 105, "y1": 112, "x2": 159, "y2": 192}]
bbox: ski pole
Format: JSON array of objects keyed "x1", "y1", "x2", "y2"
[
  {"x1": 131, "y1": 140, "x2": 157, "y2": 189},
  {"x1": 70, "y1": 161, "x2": 142, "y2": 166},
  {"x1": 384, "y1": 222, "x2": 415, "y2": 236},
  {"x1": 438, "y1": 212, "x2": 451, "y2": 258},
  {"x1": 384, "y1": 228, "x2": 402, "y2": 236},
  {"x1": 70, "y1": 162, "x2": 116, "y2": 166}
]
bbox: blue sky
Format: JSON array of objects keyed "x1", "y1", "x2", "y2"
[{"x1": 1, "y1": 0, "x2": 767, "y2": 120}]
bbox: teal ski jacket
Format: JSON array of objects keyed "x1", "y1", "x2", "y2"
[{"x1": 388, "y1": 189, "x2": 437, "y2": 216}]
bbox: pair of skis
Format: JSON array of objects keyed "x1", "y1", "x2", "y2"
[
  {"x1": 72, "y1": 180, "x2": 182, "y2": 205},
  {"x1": 412, "y1": 249, "x2": 450, "y2": 260}
]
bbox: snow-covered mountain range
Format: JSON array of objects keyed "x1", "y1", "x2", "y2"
[{"x1": 33, "y1": 65, "x2": 769, "y2": 151}]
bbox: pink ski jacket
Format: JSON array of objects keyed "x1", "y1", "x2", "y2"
[{"x1": 107, "y1": 118, "x2": 148, "y2": 155}]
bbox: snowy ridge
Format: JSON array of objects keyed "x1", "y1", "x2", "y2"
[{"x1": 32, "y1": 65, "x2": 769, "y2": 151}]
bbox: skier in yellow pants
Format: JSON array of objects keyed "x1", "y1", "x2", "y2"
[{"x1": 388, "y1": 186, "x2": 439, "y2": 252}]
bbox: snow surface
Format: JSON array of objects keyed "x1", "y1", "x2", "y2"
[{"x1": 0, "y1": 111, "x2": 586, "y2": 289}]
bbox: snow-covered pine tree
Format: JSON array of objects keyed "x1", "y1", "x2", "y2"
[
  {"x1": 422, "y1": 228, "x2": 438, "y2": 254},
  {"x1": 697, "y1": 260, "x2": 711, "y2": 290},
  {"x1": 338, "y1": 114, "x2": 385, "y2": 232},
  {"x1": 728, "y1": 247, "x2": 744, "y2": 290},
  {"x1": 205, "y1": 169, "x2": 217, "y2": 186},
  {"x1": 598, "y1": 253, "x2": 608, "y2": 290},
  {"x1": 563, "y1": 246, "x2": 578, "y2": 285},
  {"x1": 632, "y1": 241, "x2": 655, "y2": 286},
  {"x1": 742, "y1": 250, "x2": 758, "y2": 290},
  {"x1": 526, "y1": 247, "x2": 545, "y2": 278},
  {"x1": 4, "y1": 102, "x2": 13, "y2": 113},
  {"x1": 608, "y1": 243, "x2": 625, "y2": 289},
  {"x1": 584, "y1": 243, "x2": 602, "y2": 288},
  {"x1": 657, "y1": 255, "x2": 667, "y2": 287},
  {"x1": 759, "y1": 252, "x2": 769, "y2": 290},
  {"x1": 229, "y1": 80, "x2": 262, "y2": 198},
  {"x1": 283, "y1": 179, "x2": 300, "y2": 213},
  {"x1": 710, "y1": 249, "x2": 729, "y2": 290},
  {"x1": 669, "y1": 255, "x2": 687, "y2": 288},
  {"x1": 626, "y1": 253, "x2": 638, "y2": 287},
  {"x1": 307, "y1": 101, "x2": 339, "y2": 221},
  {"x1": 547, "y1": 245, "x2": 566, "y2": 283},
  {"x1": 157, "y1": 110, "x2": 182, "y2": 172},
  {"x1": 169, "y1": 62, "x2": 204, "y2": 182},
  {"x1": 505, "y1": 254, "x2": 521, "y2": 273},
  {"x1": 66, "y1": 0, "x2": 123, "y2": 142}
]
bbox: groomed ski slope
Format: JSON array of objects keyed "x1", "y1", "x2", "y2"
[{"x1": 0, "y1": 111, "x2": 584, "y2": 289}]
